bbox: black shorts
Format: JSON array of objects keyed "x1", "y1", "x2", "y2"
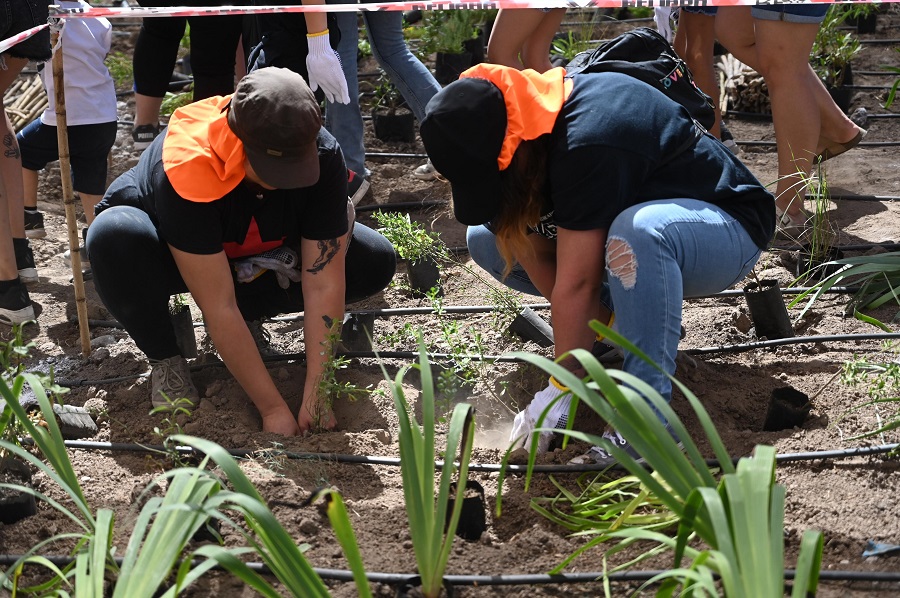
[
  {"x1": 1, "y1": 1, "x2": 51, "y2": 62},
  {"x1": 17, "y1": 119, "x2": 117, "y2": 195}
]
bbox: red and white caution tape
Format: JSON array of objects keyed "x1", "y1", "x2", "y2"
[
  {"x1": 0, "y1": 23, "x2": 49, "y2": 55},
  {"x1": 2, "y1": 0, "x2": 894, "y2": 54},
  {"x1": 46, "y1": 0, "x2": 900, "y2": 20}
]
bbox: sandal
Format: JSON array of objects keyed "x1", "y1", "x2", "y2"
[{"x1": 815, "y1": 128, "x2": 866, "y2": 163}]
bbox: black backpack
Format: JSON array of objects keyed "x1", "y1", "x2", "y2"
[{"x1": 565, "y1": 27, "x2": 717, "y2": 131}]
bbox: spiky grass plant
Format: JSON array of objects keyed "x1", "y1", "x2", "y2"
[
  {"x1": 789, "y1": 250, "x2": 900, "y2": 328},
  {"x1": 531, "y1": 472, "x2": 680, "y2": 573},
  {"x1": 504, "y1": 320, "x2": 823, "y2": 596},
  {"x1": 381, "y1": 337, "x2": 476, "y2": 598},
  {"x1": 0, "y1": 373, "x2": 372, "y2": 597}
]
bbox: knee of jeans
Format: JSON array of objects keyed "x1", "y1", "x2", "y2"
[
  {"x1": 466, "y1": 227, "x2": 503, "y2": 280},
  {"x1": 606, "y1": 236, "x2": 638, "y2": 291}
]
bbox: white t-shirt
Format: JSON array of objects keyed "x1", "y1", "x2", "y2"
[{"x1": 40, "y1": 0, "x2": 117, "y2": 127}]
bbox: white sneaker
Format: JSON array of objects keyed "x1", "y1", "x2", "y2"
[{"x1": 413, "y1": 160, "x2": 438, "y2": 181}]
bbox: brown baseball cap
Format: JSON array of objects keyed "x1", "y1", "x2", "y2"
[{"x1": 227, "y1": 67, "x2": 322, "y2": 189}]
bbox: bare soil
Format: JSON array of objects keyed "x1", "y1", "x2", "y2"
[{"x1": 2, "y1": 9, "x2": 900, "y2": 597}]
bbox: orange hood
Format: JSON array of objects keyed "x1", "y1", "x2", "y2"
[
  {"x1": 460, "y1": 64, "x2": 573, "y2": 170},
  {"x1": 162, "y1": 95, "x2": 247, "y2": 202}
]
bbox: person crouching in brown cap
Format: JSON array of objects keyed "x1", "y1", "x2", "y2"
[
  {"x1": 87, "y1": 67, "x2": 396, "y2": 435},
  {"x1": 420, "y1": 63, "x2": 774, "y2": 465}
]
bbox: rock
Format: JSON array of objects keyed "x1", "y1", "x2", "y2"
[
  {"x1": 53, "y1": 404, "x2": 98, "y2": 439},
  {"x1": 732, "y1": 310, "x2": 752, "y2": 333},
  {"x1": 378, "y1": 165, "x2": 404, "y2": 179},
  {"x1": 91, "y1": 335, "x2": 116, "y2": 348},
  {"x1": 299, "y1": 518, "x2": 319, "y2": 535}
]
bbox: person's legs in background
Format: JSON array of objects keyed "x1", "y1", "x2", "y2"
[
  {"x1": 132, "y1": 2, "x2": 186, "y2": 148},
  {"x1": 716, "y1": 6, "x2": 862, "y2": 227},
  {"x1": 673, "y1": 8, "x2": 722, "y2": 139},
  {"x1": 132, "y1": 1, "x2": 243, "y2": 150},
  {"x1": 487, "y1": 8, "x2": 565, "y2": 72},
  {"x1": 364, "y1": 8, "x2": 441, "y2": 181},
  {"x1": 325, "y1": 10, "x2": 367, "y2": 178},
  {"x1": 185, "y1": 11, "x2": 243, "y2": 99}
]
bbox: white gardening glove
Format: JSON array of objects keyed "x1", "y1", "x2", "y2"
[
  {"x1": 509, "y1": 381, "x2": 573, "y2": 453},
  {"x1": 306, "y1": 30, "x2": 350, "y2": 104},
  {"x1": 234, "y1": 246, "x2": 303, "y2": 289}
]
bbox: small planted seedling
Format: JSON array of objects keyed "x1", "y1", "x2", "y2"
[{"x1": 373, "y1": 210, "x2": 449, "y2": 297}]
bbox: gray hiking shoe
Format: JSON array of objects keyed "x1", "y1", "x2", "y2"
[
  {"x1": 149, "y1": 355, "x2": 199, "y2": 409},
  {"x1": 568, "y1": 425, "x2": 683, "y2": 466},
  {"x1": 246, "y1": 319, "x2": 278, "y2": 357}
]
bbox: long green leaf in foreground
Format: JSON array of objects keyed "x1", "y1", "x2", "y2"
[
  {"x1": 382, "y1": 336, "x2": 476, "y2": 598},
  {"x1": 172, "y1": 435, "x2": 332, "y2": 598},
  {"x1": 504, "y1": 320, "x2": 823, "y2": 594}
]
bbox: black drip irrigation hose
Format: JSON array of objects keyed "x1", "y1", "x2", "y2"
[
  {"x1": 55, "y1": 331, "x2": 900, "y2": 388},
  {"x1": 355, "y1": 199, "x2": 446, "y2": 213},
  {"x1": 35, "y1": 439, "x2": 900, "y2": 473},
  {"x1": 0, "y1": 554, "x2": 896, "y2": 586}
]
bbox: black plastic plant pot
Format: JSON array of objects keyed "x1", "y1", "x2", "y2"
[
  {"x1": 857, "y1": 13, "x2": 877, "y2": 34},
  {"x1": 743, "y1": 280, "x2": 795, "y2": 340},
  {"x1": 170, "y1": 306, "x2": 198, "y2": 359},
  {"x1": 463, "y1": 37, "x2": 485, "y2": 65},
  {"x1": 340, "y1": 312, "x2": 375, "y2": 352},
  {"x1": 407, "y1": 258, "x2": 442, "y2": 298},
  {"x1": 372, "y1": 110, "x2": 416, "y2": 143},
  {"x1": 434, "y1": 51, "x2": 474, "y2": 85},
  {"x1": 796, "y1": 243, "x2": 845, "y2": 281},
  {"x1": 826, "y1": 64, "x2": 854, "y2": 113},
  {"x1": 763, "y1": 386, "x2": 811, "y2": 431},
  {"x1": 508, "y1": 307, "x2": 554, "y2": 347},
  {"x1": 446, "y1": 479, "x2": 487, "y2": 542},
  {"x1": 0, "y1": 456, "x2": 37, "y2": 524}
]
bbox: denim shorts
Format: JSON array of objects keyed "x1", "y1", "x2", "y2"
[
  {"x1": 752, "y1": 4, "x2": 830, "y2": 24},
  {"x1": 682, "y1": 6, "x2": 717, "y2": 16},
  {"x1": 1, "y1": 0, "x2": 51, "y2": 61},
  {"x1": 17, "y1": 120, "x2": 117, "y2": 195}
]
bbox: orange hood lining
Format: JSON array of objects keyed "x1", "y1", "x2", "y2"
[
  {"x1": 460, "y1": 64, "x2": 573, "y2": 171},
  {"x1": 162, "y1": 95, "x2": 248, "y2": 202}
]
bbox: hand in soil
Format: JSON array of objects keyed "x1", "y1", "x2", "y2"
[
  {"x1": 298, "y1": 401, "x2": 337, "y2": 434},
  {"x1": 262, "y1": 411, "x2": 301, "y2": 436}
]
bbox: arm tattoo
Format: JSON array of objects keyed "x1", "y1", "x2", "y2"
[
  {"x1": 3, "y1": 134, "x2": 20, "y2": 159},
  {"x1": 306, "y1": 238, "x2": 341, "y2": 274}
]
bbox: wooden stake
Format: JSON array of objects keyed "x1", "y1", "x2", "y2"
[{"x1": 51, "y1": 28, "x2": 91, "y2": 355}]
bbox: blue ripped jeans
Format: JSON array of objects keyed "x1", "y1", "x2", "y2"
[
  {"x1": 467, "y1": 199, "x2": 762, "y2": 407},
  {"x1": 325, "y1": 6, "x2": 440, "y2": 176}
]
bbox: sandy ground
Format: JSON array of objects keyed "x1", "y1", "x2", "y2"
[{"x1": 2, "y1": 8, "x2": 900, "y2": 597}]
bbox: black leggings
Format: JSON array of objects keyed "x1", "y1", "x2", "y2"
[
  {"x1": 133, "y1": 1, "x2": 244, "y2": 99},
  {"x1": 86, "y1": 206, "x2": 397, "y2": 360}
]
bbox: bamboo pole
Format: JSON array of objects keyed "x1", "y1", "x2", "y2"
[{"x1": 51, "y1": 26, "x2": 91, "y2": 355}]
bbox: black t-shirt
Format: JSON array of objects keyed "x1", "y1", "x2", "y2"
[
  {"x1": 98, "y1": 128, "x2": 349, "y2": 258},
  {"x1": 542, "y1": 72, "x2": 774, "y2": 249}
]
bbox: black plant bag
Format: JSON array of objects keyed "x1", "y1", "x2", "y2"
[{"x1": 565, "y1": 27, "x2": 717, "y2": 131}]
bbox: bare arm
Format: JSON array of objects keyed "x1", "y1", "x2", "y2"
[
  {"x1": 550, "y1": 228, "x2": 607, "y2": 371},
  {"x1": 514, "y1": 233, "x2": 558, "y2": 299},
  {"x1": 168, "y1": 245, "x2": 299, "y2": 435},
  {"x1": 298, "y1": 230, "x2": 349, "y2": 432},
  {"x1": 302, "y1": 0, "x2": 328, "y2": 35}
]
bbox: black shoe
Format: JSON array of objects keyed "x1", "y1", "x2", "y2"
[
  {"x1": 720, "y1": 124, "x2": 740, "y2": 156},
  {"x1": 132, "y1": 123, "x2": 161, "y2": 151},
  {"x1": 13, "y1": 238, "x2": 38, "y2": 284},
  {"x1": 348, "y1": 169, "x2": 370, "y2": 206},
  {"x1": 0, "y1": 279, "x2": 35, "y2": 326},
  {"x1": 24, "y1": 210, "x2": 46, "y2": 239}
]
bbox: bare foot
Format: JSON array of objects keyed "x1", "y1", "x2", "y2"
[
  {"x1": 262, "y1": 412, "x2": 300, "y2": 436},
  {"x1": 298, "y1": 401, "x2": 337, "y2": 433}
]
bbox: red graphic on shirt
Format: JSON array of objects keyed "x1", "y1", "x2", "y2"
[{"x1": 222, "y1": 217, "x2": 284, "y2": 259}]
